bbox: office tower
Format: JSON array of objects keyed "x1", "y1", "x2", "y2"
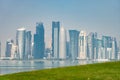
[
  {"x1": 52, "y1": 21, "x2": 60, "y2": 59},
  {"x1": 111, "y1": 37, "x2": 117, "y2": 59},
  {"x1": 25, "y1": 31, "x2": 32, "y2": 59},
  {"x1": 93, "y1": 32, "x2": 98, "y2": 59},
  {"x1": 11, "y1": 44, "x2": 18, "y2": 59},
  {"x1": 0, "y1": 42, "x2": 1, "y2": 58},
  {"x1": 102, "y1": 36, "x2": 112, "y2": 59},
  {"x1": 69, "y1": 30, "x2": 79, "y2": 60},
  {"x1": 59, "y1": 27, "x2": 66, "y2": 59},
  {"x1": 78, "y1": 31, "x2": 87, "y2": 59},
  {"x1": 96, "y1": 39, "x2": 103, "y2": 59},
  {"x1": 34, "y1": 22, "x2": 45, "y2": 59},
  {"x1": 66, "y1": 41, "x2": 70, "y2": 58},
  {"x1": 5, "y1": 39, "x2": 14, "y2": 57},
  {"x1": 87, "y1": 32, "x2": 96, "y2": 60},
  {"x1": 16, "y1": 28, "x2": 26, "y2": 59}
]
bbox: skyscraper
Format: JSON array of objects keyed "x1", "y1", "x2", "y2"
[
  {"x1": 96, "y1": 39, "x2": 103, "y2": 59},
  {"x1": 16, "y1": 28, "x2": 26, "y2": 59},
  {"x1": 111, "y1": 37, "x2": 117, "y2": 59},
  {"x1": 87, "y1": 32, "x2": 96, "y2": 59},
  {"x1": 34, "y1": 22, "x2": 45, "y2": 59},
  {"x1": 25, "y1": 31, "x2": 32, "y2": 59},
  {"x1": 78, "y1": 31, "x2": 87, "y2": 59},
  {"x1": 59, "y1": 27, "x2": 66, "y2": 59},
  {"x1": 102, "y1": 36, "x2": 112, "y2": 59},
  {"x1": 5, "y1": 39, "x2": 13, "y2": 57},
  {"x1": 69, "y1": 30, "x2": 79, "y2": 60},
  {"x1": 52, "y1": 21, "x2": 60, "y2": 59}
]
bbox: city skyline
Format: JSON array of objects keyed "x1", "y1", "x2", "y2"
[
  {"x1": 0, "y1": 0, "x2": 120, "y2": 56},
  {"x1": 0, "y1": 21, "x2": 119, "y2": 60}
]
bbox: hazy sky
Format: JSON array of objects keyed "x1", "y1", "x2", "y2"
[{"x1": 0, "y1": 0, "x2": 120, "y2": 56}]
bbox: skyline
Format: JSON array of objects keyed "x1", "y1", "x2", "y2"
[{"x1": 0, "y1": 0, "x2": 120, "y2": 55}]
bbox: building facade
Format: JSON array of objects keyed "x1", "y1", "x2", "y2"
[
  {"x1": 69, "y1": 30, "x2": 79, "y2": 60},
  {"x1": 34, "y1": 22, "x2": 45, "y2": 59},
  {"x1": 52, "y1": 21, "x2": 60, "y2": 59},
  {"x1": 78, "y1": 31, "x2": 87, "y2": 59},
  {"x1": 25, "y1": 31, "x2": 32, "y2": 59},
  {"x1": 16, "y1": 28, "x2": 26, "y2": 59},
  {"x1": 59, "y1": 27, "x2": 66, "y2": 59}
]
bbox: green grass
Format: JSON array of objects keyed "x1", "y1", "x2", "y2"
[{"x1": 0, "y1": 61, "x2": 120, "y2": 80}]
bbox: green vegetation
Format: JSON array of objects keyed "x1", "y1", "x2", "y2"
[{"x1": 0, "y1": 61, "x2": 120, "y2": 80}]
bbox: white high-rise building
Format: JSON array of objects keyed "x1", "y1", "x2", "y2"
[
  {"x1": 78, "y1": 31, "x2": 87, "y2": 59},
  {"x1": 11, "y1": 44, "x2": 18, "y2": 59},
  {"x1": 59, "y1": 27, "x2": 66, "y2": 59},
  {"x1": 16, "y1": 28, "x2": 26, "y2": 59}
]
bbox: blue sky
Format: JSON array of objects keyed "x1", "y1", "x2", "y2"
[{"x1": 0, "y1": 0, "x2": 120, "y2": 55}]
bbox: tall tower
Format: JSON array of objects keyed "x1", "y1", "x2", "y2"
[
  {"x1": 5, "y1": 39, "x2": 14, "y2": 57},
  {"x1": 102, "y1": 36, "x2": 112, "y2": 59},
  {"x1": 69, "y1": 30, "x2": 79, "y2": 60},
  {"x1": 87, "y1": 32, "x2": 96, "y2": 60},
  {"x1": 59, "y1": 27, "x2": 66, "y2": 59},
  {"x1": 16, "y1": 28, "x2": 26, "y2": 59},
  {"x1": 96, "y1": 39, "x2": 103, "y2": 59},
  {"x1": 111, "y1": 37, "x2": 117, "y2": 60},
  {"x1": 34, "y1": 22, "x2": 45, "y2": 59},
  {"x1": 52, "y1": 21, "x2": 60, "y2": 59},
  {"x1": 78, "y1": 31, "x2": 87, "y2": 59},
  {"x1": 25, "y1": 31, "x2": 32, "y2": 59}
]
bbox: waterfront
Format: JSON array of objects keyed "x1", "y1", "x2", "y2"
[{"x1": 0, "y1": 59, "x2": 98, "y2": 75}]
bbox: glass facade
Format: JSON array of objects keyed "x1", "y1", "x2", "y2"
[
  {"x1": 69, "y1": 30, "x2": 79, "y2": 60},
  {"x1": 52, "y1": 21, "x2": 60, "y2": 59},
  {"x1": 25, "y1": 31, "x2": 32, "y2": 59},
  {"x1": 16, "y1": 28, "x2": 26, "y2": 59},
  {"x1": 34, "y1": 22, "x2": 45, "y2": 59}
]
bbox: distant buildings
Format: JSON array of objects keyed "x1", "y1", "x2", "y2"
[
  {"x1": 16, "y1": 28, "x2": 26, "y2": 59},
  {"x1": 87, "y1": 32, "x2": 96, "y2": 59},
  {"x1": 59, "y1": 27, "x2": 66, "y2": 59},
  {"x1": 5, "y1": 39, "x2": 13, "y2": 57},
  {"x1": 69, "y1": 30, "x2": 79, "y2": 60},
  {"x1": 3, "y1": 21, "x2": 119, "y2": 60},
  {"x1": 5, "y1": 39, "x2": 18, "y2": 59},
  {"x1": 34, "y1": 22, "x2": 45, "y2": 59},
  {"x1": 25, "y1": 31, "x2": 32, "y2": 59},
  {"x1": 52, "y1": 21, "x2": 60, "y2": 59},
  {"x1": 78, "y1": 31, "x2": 87, "y2": 59}
]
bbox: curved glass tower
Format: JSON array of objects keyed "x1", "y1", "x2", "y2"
[{"x1": 16, "y1": 28, "x2": 26, "y2": 59}]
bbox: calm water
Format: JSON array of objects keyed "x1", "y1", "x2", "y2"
[{"x1": 0, "y1": 59, "x2": 97, "y2": 75}]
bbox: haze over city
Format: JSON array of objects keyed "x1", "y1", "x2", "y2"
[{"x1": 0, "y1": 0, "x2": 120, "y2": 56}]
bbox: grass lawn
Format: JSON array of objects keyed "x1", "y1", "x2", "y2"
[{"x1": 0, "y1": 61, "x2": 120, "y2": 80}]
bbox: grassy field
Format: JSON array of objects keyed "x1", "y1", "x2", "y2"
[{"x1": 0, "y1": 61, "x2": 120, "y2": 80}]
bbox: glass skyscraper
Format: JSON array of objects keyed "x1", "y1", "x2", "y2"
[
  {"x1": 111, "y1": 37, "x2": 117, "y2": 59},
  {"x1": 5, "y1": 39, "x2": 14, "y2": 57},
  {"x1": 78, "y1": 31, "x2": 87, "y2": 59},
  {"x1": 69, "y1": 30, "x2": 79, "y2": 60},
  {"x1": 34, "y1": 22, "x2": 45, "y2": 59},
  {"x1": 16, "y1": 28, "x2": 26, "y2": 59},
  {"x1": 25, "y1": 31, "x2": 32, "y2": 59},
  {"x1": 102, "y1": 36, "x2": 112, "y2": 59},
  {"x1": 87, "y1": 32, "x2": 96, "y2": 59},
  {"x1": 52, "y1": 21, "x2": 60, "y2": 59}
]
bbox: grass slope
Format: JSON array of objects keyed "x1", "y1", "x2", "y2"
[{"x1": 0, "y1": 61, "x2": 120, "y2": 80}]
